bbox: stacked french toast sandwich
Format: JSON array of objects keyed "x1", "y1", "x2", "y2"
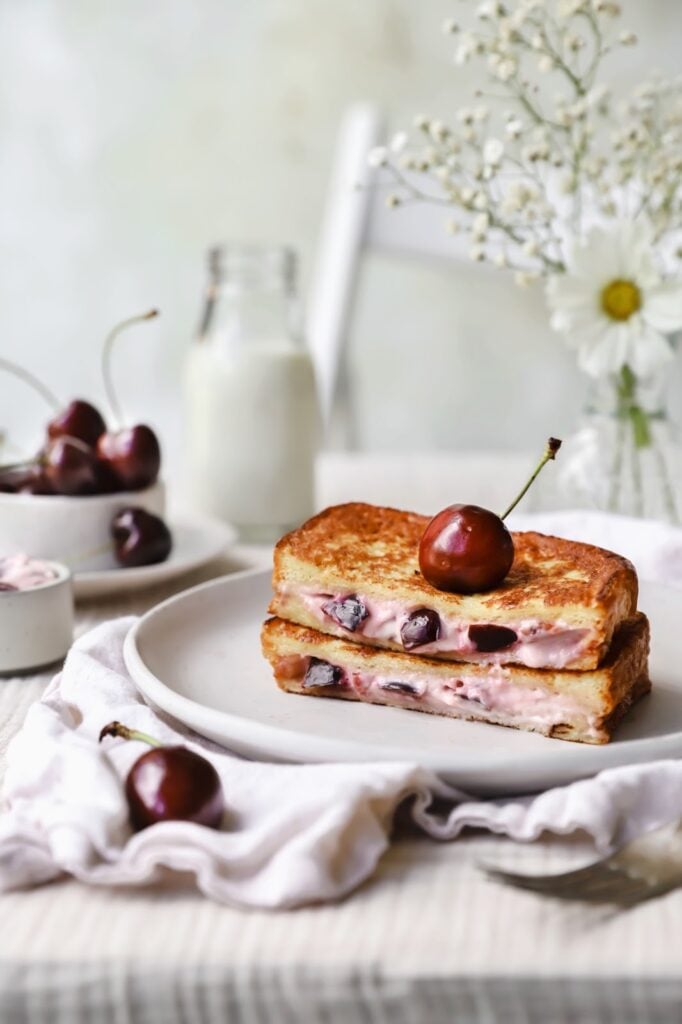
[{"x1": 261, "y1": 500, "x2": 651, "y2": 745}]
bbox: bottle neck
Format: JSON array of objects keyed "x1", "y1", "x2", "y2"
[
  {"x1": 196, "y1": 245, "x2": 300, "y2": 353},
  {"x1": 200, "y1": 283, "x2": 298, "y2": 350}
]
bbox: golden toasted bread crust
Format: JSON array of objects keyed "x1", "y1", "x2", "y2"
[
  {"x1": 261, "y1": 613, "x2": 650, "y2": 745},
  {"x1": 550, "y1": 673, "x2": 651, "y2": 743},
  {"x1": 271, "y1": 503, "x2": 638, "y2": 669}
]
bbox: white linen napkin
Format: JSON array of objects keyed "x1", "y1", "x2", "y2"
[
  {"x1": 508, "y1": 508, "x2": 682, "y2": 586},
  {"x1": 1, "y1": 510, "x2": 681, "y2": 909}
]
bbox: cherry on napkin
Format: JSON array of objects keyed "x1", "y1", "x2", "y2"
[{"x1": 2, "y1": 615, "x2": 682, "y2": 908}]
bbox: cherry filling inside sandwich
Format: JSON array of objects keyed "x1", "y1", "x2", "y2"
[
  {"x1": 275, "y1": 654, "x2": 602, "y2": 740},
  {"x1": 275, "y1": 585, "x2": 591, "y2": 670}
]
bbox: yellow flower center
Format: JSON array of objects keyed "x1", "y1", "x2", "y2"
[{"x1": 600, "y1": 279, "x2": 642, "y2": 321}]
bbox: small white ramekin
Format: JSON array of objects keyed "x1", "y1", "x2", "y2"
[
  {"x1": 0, "y1": 562, "x2": 74, "y2": 673},
  {"x1": 0, "y1": 481, "x2": 165, "y2": 571}
]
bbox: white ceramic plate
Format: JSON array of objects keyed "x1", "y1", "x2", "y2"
[
  {"x1": 124, "y1": 572, "x2": 682, "y2": 795},
  {"x1": 74, "y1": 518, "x2": 235, "y2": 599}
]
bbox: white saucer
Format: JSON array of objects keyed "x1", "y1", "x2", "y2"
[
  {"x1": 124, "y1": 571, "x2": 682, "y2": 796},
  {"x1": 74, "y1": 517, "x2": 235, "y2": 599}
]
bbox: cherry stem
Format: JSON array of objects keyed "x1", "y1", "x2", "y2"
[
  {"x1": 0, "y1": 356, "x2": 61, "y2": 412},
  {"x1": 65, "y1": 539, "x2": 114, "y2": 568},
  {"x1": 99, "y1": 721, "x2": 163, "y2": 748},
  {"x1": 102, "y1": 310, "x2": 160, "y2": 428},
  {"x1": 0, "y1": 435, "x2": 93, "y2": 475},
  {"x1": 500, "y1": 437, "x2": 562, "y2": 521}
]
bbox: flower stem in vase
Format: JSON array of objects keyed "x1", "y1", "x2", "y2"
[
  {"x1": 654, "y1": 441, "x2": 680, "y2": 525},
  {"x1": 629, "y1": 430, "x2": 644, "y2": 517},
  {"x1": 616, "y1": 365, "x2": 647, "y2": 515},
  {"x1": 608, "y1": 415, "x2": 627, "y2": 514},
  {"x1": 618, "y1": 365, "x2": 652, "y2": 450}
]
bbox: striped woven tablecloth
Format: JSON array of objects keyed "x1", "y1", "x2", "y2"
[{"x1": 2, "y1": 454, "x2": 681, "y2": 1024}]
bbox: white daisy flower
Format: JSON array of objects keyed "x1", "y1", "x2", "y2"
[{"x1": 546, "y1": 222, "x2": 682, "y2": 378}]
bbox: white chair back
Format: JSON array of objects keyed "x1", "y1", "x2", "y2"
[{"x1": 306, "y1": 104, "x2": 472, "y2": 441}]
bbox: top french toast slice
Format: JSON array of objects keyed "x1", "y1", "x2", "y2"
[{"x1": 269, "y1": 502, "x2": 638, "y2": 671}]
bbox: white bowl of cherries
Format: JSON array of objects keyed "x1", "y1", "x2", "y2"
[{"x1": 0, "y1": 311, "x2": 173, "y2": 572}]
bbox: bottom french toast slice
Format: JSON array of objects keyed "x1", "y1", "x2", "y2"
[{"x1": 261, "y1": 613, "x2": 651, "y2": 745}]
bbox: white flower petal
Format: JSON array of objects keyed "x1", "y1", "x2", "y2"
[
  {"x1": 642, "y1": 281, "x2": 682, "y2": 333},
  {"x1": 547, "y1": 274, "x2": 599, "y2": 315},
  {"x1": 575, "y1": 321, "x2": 631, "y2": 376},
  {"x1": 578, "y1": 336, "x2": 619, "y2": 376},
  {"x1": 558, "y1": 312, "x2": 609, "y2": 351},
  {"x1": 568, "y1": 234, "x2": 622, "y2": 282},
  {"x1": 612, "y1": 320, "x2": 639, "y2": 371},
  {"x1": 628, "y1": 321, "x2": 676, "y2": 376},
  {"x1": 566, "y1": 221, "x2": 658, "y2": 285}
]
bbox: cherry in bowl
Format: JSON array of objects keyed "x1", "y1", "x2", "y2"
[{"x1": 47, "y1": 399, "x2": 107, "y2": 448}]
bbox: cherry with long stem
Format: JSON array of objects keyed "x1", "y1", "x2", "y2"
[
  {"x1": 0, "y1": 356, "x2": 61, "y2": 412},
  {"x1": 500, "y1": 437, "x2": 562, "y2": 521},
  {"x1": 419, "y1": 437, "x2": 563, "y2": 594},
  {"x1": 102, "y1": 309, "x2": 159, "y2": 427},
  {"x1": 0, "y1": 355, "x2": 106, "y2": 459},
  {"x1": 97, "y1": 310, "x2": 162, "y2": 491},
  {"x1": 0, "y1": 358, "x2": 60, "y2": 480}
]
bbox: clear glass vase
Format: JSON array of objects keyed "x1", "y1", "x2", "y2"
[{"x1": 544, "y1": 364, "x2": 682, "y2": 523}]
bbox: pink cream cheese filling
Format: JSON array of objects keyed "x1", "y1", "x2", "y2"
[
  {"x1": 350, "y1": 668, "x2": 598, "y2": 738},
  {"x1": 0, "y1": 554, "x2": 57, "y2": 591},
  {"x1": 276, "y1": 584, "x2": 592, "y2": 669},
  {"x1": 280, "y1": 655, "x2": 600, "y2": 740}
]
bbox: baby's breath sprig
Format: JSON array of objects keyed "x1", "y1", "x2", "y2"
[{"x1": 369, "y1": 0, "x2": 682, "y2": 281}]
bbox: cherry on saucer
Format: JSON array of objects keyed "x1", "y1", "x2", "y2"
[{"x1": 111, "y1": 506, "x2": 172, "y2": 568}]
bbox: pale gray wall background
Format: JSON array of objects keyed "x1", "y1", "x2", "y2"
[{"x1": 0, "y1": 0, "x2": 680, "y2": 481}]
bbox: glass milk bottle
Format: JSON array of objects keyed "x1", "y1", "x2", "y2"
[{"x1": 185, "y1": 245, "x2": 320, "y2": 541}]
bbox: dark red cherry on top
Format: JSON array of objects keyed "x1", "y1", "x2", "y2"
[
  {"x1": 418, "y1": 438, "x2": 562, "y2": 595},
  {"x1": 419, "y1": 505, "x2": 514, "y2": 594},
  {"x1": 47, "y1": 399, "x2": 107, "y2": 448},
  {"x1": 97, "y1": 425, "x2": 161, "y2": 491},
  {"x1": 99, "y1": 721, "x2": 224, "y2": 832}
]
